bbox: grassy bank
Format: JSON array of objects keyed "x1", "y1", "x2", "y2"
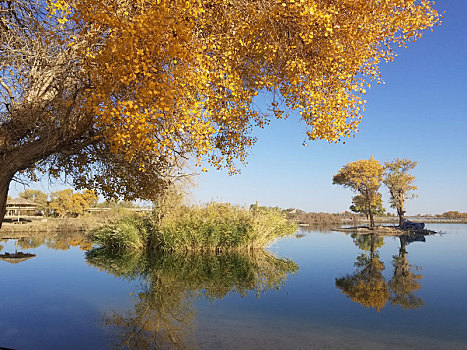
[
  {"x1": 91, "y1": 203, "x2": 298, "y2": 252},
  {"x1": 0, "y1": 217, "x2": 99, "y2": 235}
]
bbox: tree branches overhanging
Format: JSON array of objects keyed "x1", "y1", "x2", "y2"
[{"x1": 0, "y1": 0, "x2": 441, "y2": 225}]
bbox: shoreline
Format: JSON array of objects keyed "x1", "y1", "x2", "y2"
[{"x1": 332, "y1": 225, "x2": 437, "y2": 236}]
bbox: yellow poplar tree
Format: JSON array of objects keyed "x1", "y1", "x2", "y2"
[
  {"x1": 49, "y1": 189, "x2": 97, "y2": 217},
  {"x1": 333, "y1": 156, "x2": 384, "y2": 229},
  {"x1": 0, "y1": 0, "x2": 440, "y2": 226},
  {"x1": 383, "y1": 158, "x2": 417, "y2": 227}
]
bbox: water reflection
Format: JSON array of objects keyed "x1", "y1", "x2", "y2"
[
  {"x1": 389, "y1": 236, "x2": 424, "y2": 309},
  {"x1": 0, "y1": 239, "x2": 36, "y2": 264},
  {"x1": 86, "y1": 248, "x2": 299, "y2": 349},
  {"x1": 16, "y1": 232, "x2": 92, "y2": 251},
  {"x1": 336, "y1": 233, "x2": 424, "y2": 311},
  {"x1": 336, "y1": 234, "x2": 390, "y2": 311}
]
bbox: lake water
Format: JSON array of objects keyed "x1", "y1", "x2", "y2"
[{"x1": 1, "y1": 224, "x2": 466, "y2": 349}]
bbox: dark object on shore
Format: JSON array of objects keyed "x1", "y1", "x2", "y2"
[
  {"x1": 0, "y1": 252, "x2": 36, "y2": 264},
  {"x1": 401, "y1": 220, "x2": 425, "y2": 230}
]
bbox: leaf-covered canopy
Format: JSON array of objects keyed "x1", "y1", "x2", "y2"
[
  {"x1": 56, "y1": 0, "x2": 440, "y2": 173},
  {"x1": 0, "y1": 0, "x2": 440, "y2": 206}
]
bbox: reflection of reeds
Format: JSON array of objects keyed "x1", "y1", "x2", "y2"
[{"x1": 86, "y1": 248, "x2": 299, "y2": 349}]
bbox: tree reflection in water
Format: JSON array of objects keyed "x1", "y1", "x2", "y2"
[
  {"x1": 389, "y1": 236, "x2": 424, "y2": 309},
  {"x1": 16, "y1": 232, "x2": 92, "y2": 251},
  {"x1": 336, "y1": 233, "x2": 424, "y2": 311},
  {"x1": 86, "y1": 248, "x2": 299, "y2": 349},
  {"x1": 336, "y1": 234, "x2": 390, "y2": 311}
]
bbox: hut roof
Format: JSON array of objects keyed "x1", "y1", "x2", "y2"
[{"x1": 6, "y1": 198, "x2": 38, "y2": 207}]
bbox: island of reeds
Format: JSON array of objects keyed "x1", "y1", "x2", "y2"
[{"x1": 90, "y1": 202, "x2": 298, "y2": 252}]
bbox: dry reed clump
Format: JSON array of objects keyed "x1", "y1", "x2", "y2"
[
  {"x1": 90, "y1": 203, "x2": 297, "y2": 252},
  {"x1": 91, "y1": 217, "x2": 151, "y2": 251}
]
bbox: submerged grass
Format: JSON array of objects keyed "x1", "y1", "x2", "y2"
[{"x1": 90, "y1": 203, "x2": 297, "y2": 252}]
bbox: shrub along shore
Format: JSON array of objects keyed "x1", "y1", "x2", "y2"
[{"x1": 91, "y1": 203, "x2": 298, "y2": 252}]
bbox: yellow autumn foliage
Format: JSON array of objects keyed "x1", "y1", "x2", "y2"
[
  {"x1": 49, "y1": 0, "x2": 440, "y2": 173},
  {"x1": 333, "y1": 156, "x2": 384, "y2": 228},
  {"x1": 49, "y1": 189, "x2": 98, "y2": 217}
]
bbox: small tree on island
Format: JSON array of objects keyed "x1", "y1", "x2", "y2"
[
  {"x1": 350, "y1": 193, "x2": 386, "y2": 219},
  {"x1": 383, "y1": 158, "x2": 417, "y2": 227},
  {"x1": 333, "y1": 157, "x2": 384, "y2": 229}
]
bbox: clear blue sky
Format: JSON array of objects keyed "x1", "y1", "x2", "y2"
[
  {"x1": 8, "y1": 0, "x2": 466, "y2": 215},
  {"x1": 191, "y1": 0, "x2": 467, "y2": 215}
]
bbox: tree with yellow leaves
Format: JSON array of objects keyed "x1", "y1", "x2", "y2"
[
  {"x1": 49, "y1": 189, "x2": 97, "y2": 217},
  {"x1": 333, "y1": 156, "x2": 384, "y2": 229},
  {"x1": 350, "y1": 193, "x2": 386, "y2": 219},
  {"x1": 384, "y1": 158, "x2": 417, "y2": 227},
  {"x1": 0, "y1": 0, "x2": 441, "y2": 227},
  {"x1": 19, "y1": 189, "x2": 49, "y2": 210}
]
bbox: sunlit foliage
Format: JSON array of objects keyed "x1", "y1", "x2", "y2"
[
  {"x1": 438, "y1": 211, "x2": 467, "y2": 219},
  {"x1": 19, "y1": 189, "x2": 48, "y2": 209},
  {"x1": 333, "y1": 156, "x2": 384, "y2": 228},
  {"x1": 157, "y1": 203, "x2": 298, "y2": 250},
  {"x1": 0, "y1": 0, "x2": 440, "y2": 225},
  {"x1": 60, "y1": 0, "x2": 441, "y2": 172},
  {"x1": 350, "y1": 193, "x2": 385, "y2": 218},
  {"x1": 384, "y1": 158, "x2": 417, "y2": 227},
  {"x1": 49, "y1": 189, "x2": 97, "y2": 217},
  {"x1": 91, "y1": 203, "x2": 297, "y2": 251}
]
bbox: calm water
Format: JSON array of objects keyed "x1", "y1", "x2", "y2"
[{"x1": 1, "y1": 224, "x2": 466, "y2": 349}]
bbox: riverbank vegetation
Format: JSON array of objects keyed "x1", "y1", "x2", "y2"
[{"x1": 91, "y1": 203, "x2": 297, "y2": 252}]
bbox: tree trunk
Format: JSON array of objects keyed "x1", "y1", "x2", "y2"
[
  {"x1": 369, "y1": 208, "x2": 375, "y2": 229},
  {"x1": 398, "y1": 204, "x2": 405, "y2": 227},
  {"x1": 0, "y1": 170, "x2": 15, "y2": 229}
]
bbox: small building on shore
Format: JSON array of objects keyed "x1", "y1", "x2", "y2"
[{"x1": 6, "y1": 198, "x2": 40, "y2": 218}]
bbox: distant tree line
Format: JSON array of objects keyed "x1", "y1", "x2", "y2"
[
  {"x1": 14, "y1": 189, "x2": 148, "y2": 218},
  {"x1": 435, "y1": 211, "x2": 467, "y2": 219},
  {"x1": 284, "y1": 209, "x2": 343, "y2": 226},
  {"x1": 14, "y1": 189, "x2": 147, "y2": 219},
  {"x1": 16, "y1": 189, "x2": 98, "y2": 217}
]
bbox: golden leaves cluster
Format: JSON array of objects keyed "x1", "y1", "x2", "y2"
[
  {"x1": 53, "y1": 0, "x2": 440, "y2": 172},
  {"x1": 333, "y1": 156, "x2": 384, "y2": 198}
]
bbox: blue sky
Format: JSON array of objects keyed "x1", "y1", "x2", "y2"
[
  {"x1": 191, "y1": 0, "x2": 467, "y2": 215},
  {"x1": 8, "y1": 0, "x2": 466, "y2": 215}
]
